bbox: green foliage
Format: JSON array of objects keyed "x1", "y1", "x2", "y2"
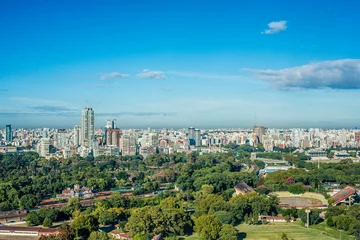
[
  {"x1": 38, "y1": 207, "x2": 58, "y2": 221},
  {"x1": 26, "y1": 212, "x2": 41, "y2": 226},
  {"x1": 127, "y1": 204, "x2": 192, "y2": 237},
  {"x1": 298, "y1": 209, "x2": 323, "y2": 226},
  {"x1": 42, "y1": 217, "x2": 53, "y2": 227},
  {"x1": 281, "y1": 232, "x2": 289, "y2": 240},
  {"x1": 133, "y1": 234, "x2": 151, "y2": 240},
  {"x1": 288, "y1": 183, "x2": 305, "y2": 194},
  {"x1": 99, "y1": 211, "x2": 117, "y2": 225},
  {"x1": 19, "y1": 194, "x2": 38, "y2": 209},
  {"x1": 57, "y1": 224, "x2": 75, "y2": 240},
  {"x1": 88, "y1": 231, "x2": 111, "y2": 240},
  {"x1": 195, "y1": 214, "x2": 222, "y2": 240},
  {"x1": 214, "y1": 211, "x2": 235, "y2": 225},
  {"x1": 72, "y1": 214, "x2": 98, "y2": 239},
  {"x1": 254, "y1": 160, "x2": 265, "y2": 169},
  {"x1": 219, "y1": 224, "x2": 238, "y2": 240}
]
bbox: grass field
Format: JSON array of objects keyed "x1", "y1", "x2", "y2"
[{"x1": 180, "y1": 222, "x2": 353, "y2": 240}]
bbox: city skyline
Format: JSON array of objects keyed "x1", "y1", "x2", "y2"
[{"x1": 1, "y1": 0, "x2": 360, "y2": 129}]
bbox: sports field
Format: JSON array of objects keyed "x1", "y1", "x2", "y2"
[
  {"x1": 273, "y1": 191, "x2": 328, "y2": 208},
  {"x1": 180, "y1": 222, "x2": 353, "y2": 240}
]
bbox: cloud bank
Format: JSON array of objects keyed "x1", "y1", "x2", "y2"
[
  {"x1": 262, "y1": 20, "x2": 287, "y2": 34},
  {"x1": 244, "y1": 59, "x2": 360, "y2": 89},
  {"x1": 100, "y1": 72, "x2": 129, "y2": 80},
  {"x1": 137, "y1": 69, "x2": 165, "y2": 79}
]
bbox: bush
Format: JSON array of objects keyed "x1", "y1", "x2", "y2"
[
  {"x1": 43, "y1": 217, "x2": 53, "y2": 227},
  {"x1": 288, "y1": 183, "x2": 305, "y2": 194}
]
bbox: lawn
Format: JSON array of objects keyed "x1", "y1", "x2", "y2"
[{"x1": 180, "y1": 222, "x2": 353, "y2": 240}]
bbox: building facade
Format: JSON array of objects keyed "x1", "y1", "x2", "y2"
[
  {"x1": 80, "y1": 108, "x2": 95, "y2": 148},
  {"x1": 5, "y1": 125, "x2": 12, "y2": 142}
]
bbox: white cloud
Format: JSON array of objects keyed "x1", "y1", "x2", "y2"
[
  {"x1": 136, "y1": 69, "x2": 165, "y2": 79},
  {"x1": 262, "y1": 20, "x2": 287, "y2": 34},
  {"x1": 243, "y1": 59, "x2": 360, "y2": 90},
  {"x1": 100, "y1": 72, "x2": 129, "y2": 80}
]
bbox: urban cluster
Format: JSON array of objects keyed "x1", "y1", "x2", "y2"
[{"x1": 1, "y1": 108, "x2": 360, "y2": 160}]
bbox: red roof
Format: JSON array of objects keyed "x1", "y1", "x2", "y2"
[{"x1": 332, "y1": 185, "x2": 356, "y2": 205}]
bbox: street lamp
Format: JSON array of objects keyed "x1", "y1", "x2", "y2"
[{"x1": 305, "y1": 209, "x2": 311, "y2": 228}]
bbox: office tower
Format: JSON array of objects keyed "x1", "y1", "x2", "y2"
[
  {"x1": 112, "y1": 119, "x2": 117, "y2": 129},
  {"x1": 253, "y1": 126, "x2": 265, "y2": 143},
  {"x1": 73, "y1": 125, "x2": 81, "y2": 146},
  {"x1": 121, "y1": 134, "x2": 137, "y2": 156},
  {"x1": 5, "y1": 125, "x2": 12, "y2": 142},
  {"x1": 80, "y1": 108, "x2": 95, "y2": 148},
  {"x1": 42, "y1": 128, "x2": 49, "y2": 138},
  {"x1": 188, "y1": 127, "x2": 195, "y2": 145},
  {"x1": 195, "y1": 129, "x2": 201, "y2": 146},
  {"x1": 55, "y1": 129, "x2": 68, "y2": 149},
  {"x1": 40, "y1": 138, "x2": 50, "y2": 157},
  {"x1": 355, "y1": 132, "x2": 360, "y2": 143},
  {"x1": 107, "y1": 128, "x2": 121, "y2": 148},
  {"x1": 106, "y1": 119, "x2": 112, "y2": 129}
]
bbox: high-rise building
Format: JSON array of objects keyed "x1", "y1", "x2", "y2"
[
  {"x1": 112, "y1": 119, "x2": 117, "y2": 129},
  {"x1": 55, "y1": 129, "x2": 68, "y2": 149},
  {"x1": 5, "y1": 125, "x2": 12, "y2": 142},
  {"x1": 355, "y1": 132, "x2": 360, "y2": 143},
  {"x1": 106, "y1": 119, "x2": 112, "y2": 129},
  {"x1": 121, "y1": 134, "x2": 137, "y2": 156},
  {"x1": 194, "y1": 129, "x2": 201, "y2": 146},
  {"x1": 80, "y1": 108, "x2": 95, "y2": 148},
  {"x1": 188, "y1": 127, "x2": 195, "y2": 145},
  {"x1": 253, "y1": 126, "x2": 265, "y2": 144},
  {"x1": 107, "y1": 128, "x2": 121, "y2": 148},
  {"x1": 73, "y1": 125, "x2": 81, "y2": 146},
  {"x1": 40, "y1": 138, "x2": 50, "y2": 157}
]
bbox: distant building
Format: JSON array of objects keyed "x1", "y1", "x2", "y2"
[
  {"x1": 195, "y1": 129, "x2": 201, "y2": 146},
  {"x1": 0, "y1": 226, "x2": 58, "y2": 237},
  {"x1": 188, "y1": 127, "x2": 195, "y2": 145},
  {"x1": 55, "y1": 129, "x2": 68, "y2": 149},
  {"x1": 80, "y1": 108, "x2": 95, "y2": 148},
  {"x1": 259, "y1": 215, "x2": 294, "y2": 223},
  {"x1": 73, "y1": 125, "x2": 81, "y2": 147},
  {"x1": 107, "y1": 128, "x2": 121, "y2": 148},
  {"x1": 57, "y1": 184, "x2": 94, "y2": 199},
  {"x1": 121, "y1": 134, "x2": 137, "y2": 156},
  {"x1": 355, "y1": 132, "x2": 360, "y2": 144},
  {"x1": 253, "y1": 126, "x2": 265, "y2": 144},
  {"x1": 40, "y1": 138, "x2": 50, "y2": 157},
  {"x1": 332, "y1": 185, "x2": 357, "y2": 206},
  {"x1": 5, "y1": 125, "x2": 12, "y2": 142},
  {"x1": 233, "y1": 182, "x2": 255, "y2": 196}
]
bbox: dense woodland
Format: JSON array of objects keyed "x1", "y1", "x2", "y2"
[{"x1": 0, "y1": 145, "x2": 360, "y2": 239}]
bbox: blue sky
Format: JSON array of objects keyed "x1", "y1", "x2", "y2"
[{"x1": 1, "y1": 0, "x2": 360, "y2": 129}]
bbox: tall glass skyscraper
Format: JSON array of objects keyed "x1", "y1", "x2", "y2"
[
  {"x1": 80, "y1": 108, "x2": 95, "y2": 148},
  {"x1": 5, "y1": 125, "x2": 12, "y2": 142}
]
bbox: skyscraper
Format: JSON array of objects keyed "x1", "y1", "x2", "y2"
[
  {"x1": 40, "y1": 138, "x2": 50, "y2": 157},
  {"x1": 80, "y1": 108, "x2": 95, "y2": 148},
  {"x1": 195, "y1": 129, "x2": 201, "y2": 146},
  {"x1": 5, "y1": 125, "x2": 12, "y2": 142},
  {"x1": 73, "y1": 125, "x2": 81, "y2": 146},
  {"x1": 55, "y1": 129, "x2": 68, "y2": 149},
  {"x1": 112, "y1": 119, "x2": 117, "y2": 129},
  {"x1": 188, "y1": 127, "x2": 195, "y2": 145},
  {"x1": 253, "y1": 126, "x2": 265, "y2": 144}
]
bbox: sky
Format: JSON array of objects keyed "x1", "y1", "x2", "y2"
[{"x1": 1, "y1": 0, "x2": 360, "y2": 129}]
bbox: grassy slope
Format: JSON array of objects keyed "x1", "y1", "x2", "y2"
[{"x1": 180, "y1": 222, "x2": 353, "y2": 240}]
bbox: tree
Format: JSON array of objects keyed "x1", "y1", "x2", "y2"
[
  {"x1": 288, "y1": 183, "x2": 305, "y2": 194},
  {"x1": 72, "y1": 214, "x2": 98, "y2": 239},
  {"x1": 195, "y1": 215, "x2": 222, "y2": 240},
  {"x1": 88, "y1": 231, "x2": 111, "y2": 240},
  {"x1": 133, "y1": 234, "x2": 151, "y2": 240},
  {"x1": 219, "y1": 224, "x2": 238, "y2": 240},
  {"x1": 214, "y1": 211, "x2": 235, "y2": 225},
  {"x1": 43, "y1": 217, "x2": 53, "y2": 227},
  {"x1": 26, "y1": 212, "x2": 41, "y2": 226},
  {"x1": 19, "y1": 194, "x2": 38, "y2": 209},
  {"x1": 281, "y1": 232, "x2": 289, "y2": 240},
  {"x1": 99, "y1": 211, "x2": 117, "y2": 225},
  {"x1": 57, "y1": 224, "x2": 75, "y2": 240},
  {"x1": 38, "y1": 208, "x2": 58, "y2": 222}
]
